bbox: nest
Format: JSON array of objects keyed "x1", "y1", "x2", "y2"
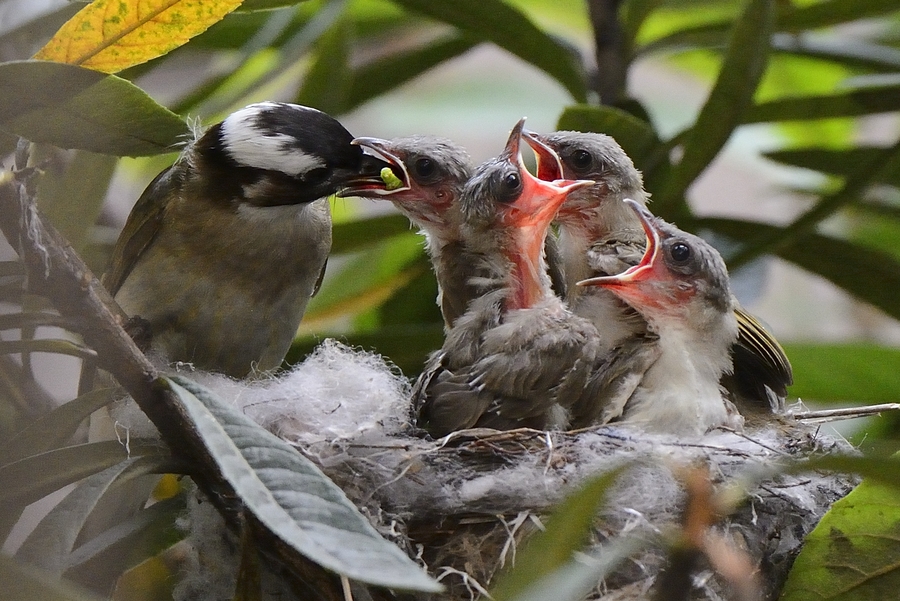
[{"x1": 166, "y1": 342, "x2": 854, "y2": 601}]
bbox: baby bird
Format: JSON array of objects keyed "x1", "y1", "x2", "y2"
[
  {"x1": 579, "y1": 200, "x2": 743, "y2": 435},
  {"x1": 339, "y1": 135, "x2": 477, "y2": 328},
  {"x1": 414, "y1": 120, "x2": 599, "y2": 437}
]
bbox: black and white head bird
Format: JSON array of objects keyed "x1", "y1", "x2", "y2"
[
  {"x1": 414, "y1": 119, "x2": 600, "y2": 437},
  {"x1": 338, "y1": 135, "x2": 478, "y2": 328},
  {"x1": 524, "y1": 130, "x2": 793, "y2": 415},
  {"x1": 579, "y1": 200, "x2": 744, "y2": 435},
  {"x1": 103, "y1": 102, "x2": 388, "y2": 378}
]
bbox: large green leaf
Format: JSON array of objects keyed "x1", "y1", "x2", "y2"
[
  {"x1": 490, "y1": 467, "x2": 626, "y2": 601},
  {"x1": 783, "y1": 343, "x2": 900, "y2": 405},
  {"x1": 0, "y1": 554, "x2": 102, "y2": 601},
  {"x1": 747, "y1": 85, "x2": 900, "y2": 124},
  {"x1": 329, "y1": 213, "x2": 416, "y2": 254},
  {"x1": 657, "y1": 0, "x2": 775, "y2": 218},
  {"x1": 780, "y1": 465, "x2": 900, "y2": 600},
  {"x1": 161, "y1": 376, "x2": 441, "y2": 592},
  {"x1": 295, "y1": 15, "x2": 351, "y2": 114},
  {"x1": 0, "y1": 61, "x2": 188, "y2": 156},
  {"x1": 392, "y1": 0, "x2": 587, "y2": 101}
]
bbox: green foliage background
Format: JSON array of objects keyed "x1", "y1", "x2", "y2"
[{"x1": 2, "y1": 0, "x2": 900, "y2": 599}]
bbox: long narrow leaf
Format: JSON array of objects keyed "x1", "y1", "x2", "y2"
[
  {"x1": 747, "y1": 85, "x2": 900, "y2": 124},
  {"x1": 700, "y1": 217, "x2": 900, "y2": 321},
  {"x1": 392, "y1": 0, "x2": 586, "y2": 101},
  {"x1": 295, "y1": 15, "x2": 351, "y2": 114},
  {"x1": 771, "y1": 34, "x2": 900, "y2": 72},
  {"x1": 490, "y1": 467, "x2": 627, "y2": 601},
  {"x1": 161, "y1": 376, "x2": 441, "y2": 592},
  {"x1": 726, "y1": 140, "x2": 900, "y2": 268},
  {"x1": 15, "y1": 456, "x2": 165, "y2": 572},
  {"x1": 65, "y1": 495, "x2": 186, "y2": 588},
  {"x1": 657, "y1": 0, "x2": 775, "y2": 217},
  {"x1": 0, "y1": 388, "x2": 119, "y2": 464},
  {"x1": 346, "y1": 33, "x2": 480, "y2": 114},
  {"x1": 329, "y1": 214, "x2": 414, "y2": 254}
]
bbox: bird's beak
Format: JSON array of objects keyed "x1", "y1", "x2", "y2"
[
  {"x1": 501, "y1": 119, "x2": 593, "y2": 228},
  {"x1": 522, "y1": 130, "x2": 563, "y2": 181},
  {"x1": 577, "y1": 199, "x2": 663, "y2": 288},
  {"x1": 338, "y1": 137, "x2": 411, "y2": 197}
]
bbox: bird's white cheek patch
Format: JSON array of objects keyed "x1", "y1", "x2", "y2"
[{"x1": 221, "y1": 106, "x2": 325, "y2": 176}]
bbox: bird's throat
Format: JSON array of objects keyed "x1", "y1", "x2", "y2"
[{"x1": 505, "y1": 227, "x2": 549, "y2": 311}]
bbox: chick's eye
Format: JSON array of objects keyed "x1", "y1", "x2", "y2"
[
  {"x1": 669, "y1": 242, "x2": 692, "y2": 263},
  {"x1": 413, "y1": 157, "x2": 436, "y2": 179},
  {"x1": 570, "y1": 149, "x2": 592, "y2": 172},
  {"x1": 496, "y1": 171, "x2": 522, "y2": 203}
]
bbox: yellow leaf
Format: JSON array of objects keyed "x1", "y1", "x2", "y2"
[{"x1": 33, "y1": 0, "x2": 244, "y2": 74}]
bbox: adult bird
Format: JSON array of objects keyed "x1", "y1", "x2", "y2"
[
  {"x1": 523, "y1": 130, "x2": 792, "y2": 416},
  {"x1": 414, "y1": 120, "x2": 599, "y2": 437},
  {"x1": 579, "y1": 200, "x2": 744, "y2": 435},
  {"x1": 103, "y1": 102, "x2": 388, "y2": 378},
  {"x1": 338, "y1": 135, "x2": 477, "y2": 328}
]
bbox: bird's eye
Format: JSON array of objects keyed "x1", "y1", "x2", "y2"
[
  {"x1": 496, "y1": 171, "x2": 522, "y2": 203},
  {"x1": 303, "y1": 167, "x2": 329, "y2": 184},
  {"x1": 413, "y1": 157, "x2": 436, "y2": 179},
  {"x1": 570, "y1": 149, "x2": 593, "y2": 172},
  {"x1": 669, "y1": 242, "x2": 692, "y2": 263}
]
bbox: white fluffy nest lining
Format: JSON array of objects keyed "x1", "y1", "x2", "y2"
[{"x1": 168, "y1": 340, "x2": 854, "y2": 601}]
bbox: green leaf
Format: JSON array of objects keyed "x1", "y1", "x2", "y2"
[
  {"x1": 295, "y1": 14, "x2": 351, "y2": 114},
  {"x1": 0, "y1": 554, "x2": 102, "y2": 601},
  {"x1": 771, "y1": 35, "x2": 900, "y2": 73},
  {"x1": 490, "y1": 467, "x2": 626, "y2": 601},
  {"x1": 392, "y1": 0, "x2": 587, "y2": 101},
  {"x1": 657, "y1": 0, "x2": 775, "y2": 217},
  {"x1": 37, "y1": 151, "x2": 118, "y2": 252},
  {"x1": 0, "y1": 441, "x2": 153, "y2": 507},
  {"x1": 16, "y1": 455, "x2": 167, "y2": 573},
  {"x1": 506, "y1": 537, "x2": 647, "y2": 601},
  {"x1": 161, "y1": 376, "x2": 441, "y2": 592},
  {"x1": 345, "y1": 33, "x2": 480, "y2": 114},
  {"x1": 725, "y1": 140, "x2": 900, "y2": 268},
  {"x1": 0, "y1": 61, "x2": 189, "y2": 156},
  {"x1": 329, "y1": 213, "x2": 415, "y2": 254},
  {"x1": 782, "y1": 343, "x2": 900, "y2": 406},
  {"x1": 556, "y1": 104, "x2": 665, "y2": 173},
  {"x1": 747, "y1": 85, "x2": 900, "y2": 124},
  {"x1": 65, "y1": 495, "x2": 186, "y2": 588},
  {"x1": 701, "y1": 218, "x2": 900, "y2": 321},
  {"x1": 0, "y1": 388, "x2": 118, "y2": 464},
  {"x1": 780, "y1": 464, "x2": 900, "y2": 600}
]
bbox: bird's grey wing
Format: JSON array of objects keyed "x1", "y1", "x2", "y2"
[
  {"x1": 473, "y1": 310, "x2": 600, "y2": 421},
  {"x1": 101, "y1": 167, "x2": 175, "y2": 296},
  {"x1": 585, "y1": 232, "x2": 645, "y2": 276},
  {"x1": 568, "y1": 334, "x2": 661, "y2": 428},
  {"x1": 725, "y1": 306, "x2": 793, "y2": 412}
]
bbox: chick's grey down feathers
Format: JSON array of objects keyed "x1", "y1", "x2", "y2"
[
  {"x1": 414, "y1": 122, "x2": 600, "y2": 436},
  {"x1": 105, "y1": 102, "x2": 386, "y2": 378}
]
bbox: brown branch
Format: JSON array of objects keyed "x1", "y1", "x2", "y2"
[{"x1": 587, "y1": 0, "x2": 627, "y2": 105}]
